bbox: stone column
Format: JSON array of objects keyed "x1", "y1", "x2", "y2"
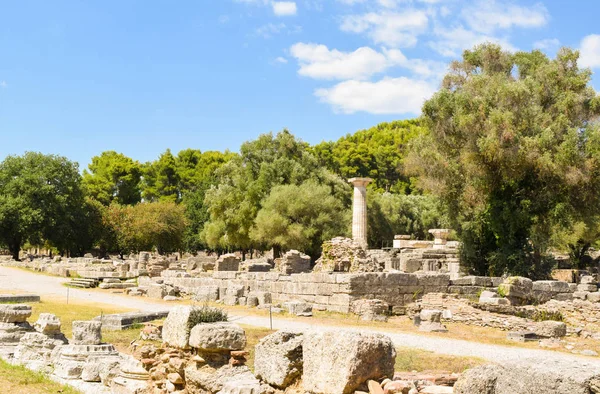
[{"x1": 348, "y1": 177, "x2": 372, "y2": 247}]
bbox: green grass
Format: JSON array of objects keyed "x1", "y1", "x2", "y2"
[
  {"x1": 0, "y1": 358, "x2": 81, "y2": 394},
  {"x1": 395, "y1": 347, "x2": 485, "y2": 373}
]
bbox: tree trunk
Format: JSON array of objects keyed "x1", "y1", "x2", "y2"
[
  {"x1": 242, "y1": 249, "x2": 246, "y2": 261},
  {"x1": 9, "y1": 239, "x2": 20, "y2": 261},
  {"x1": 273, "y1": 245, "x2": 282, "y2": 259}
]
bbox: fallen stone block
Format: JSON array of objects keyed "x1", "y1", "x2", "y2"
[
  {"x1": 0, "y1": 304, "x2": 32, "y2": 323},
  {"x1": 94, "y1": 311, "x2": 169, "y2": 330},
  {"x1": 284, "y1": 301, "x2": 313, "y2": 317},
  {"x1": 0, "y1": 294, "x2": 40, "y2": 303},
  {"x1": 454, "y1": 361, "x2": 600, "y2": 394},
  {"x1": 71, "y1": 321, "x2": 102, "y2": 345},
  {"x1": 578, "y1": 284, "x2": 598, "y2": 292},
  {"x1": 162, "y1": 306, "x2": 196, "y2": 349},
  {"x1": 506, "y1": 330, "x2": 537, "y2": 342},
  {"x1": 533, "y1": 321, "x2": 567, "y2": 338},
  {"x1": 188, "y1": 322, "x2": 246, "y2": 352},
  {"x1": 302, "y1": 330, "x2": 395, "y2": 394},
  {"x1": 254, "y1": 331, "x2": 304, "y2": 389}
]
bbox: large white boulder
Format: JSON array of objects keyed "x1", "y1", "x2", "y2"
[
  {"x1": 302, "y1": 330, "x2": 395, "y2": 394},
  {"x1": 188, "y1": 322, "x2": 246, "y2": 352},
  {"x1": 254, "y1": 331, "x2": 304, "y2": 388}
]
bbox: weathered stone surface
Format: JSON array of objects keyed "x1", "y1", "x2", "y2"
[
  {"x1": 578, "y1": 284, "x2": 598, "y2": 292},
  {"x1": 14, "y1": 331, "x2": 66, "y2": 372},
  {"x1": 71, "y1": 321, "x2": 102, "y2": 345},
  {"x1": 498, "y1": 277, "x2": 533, "y2": 305},
  {"x1": 454, "y1": 362, "x2": 600, "y2": 394},
  {"x1": 588, "y1": 292, "x2": 600, "y2": 303},
  {"x1": 215, "y1": 254, "x2": 241, "y2": 271},
  {"x1": 162, "y1": 306, "x2": 196, "y2": 349},
  {"x1": 0, "y1": 304, "x2": 32, "y2": 323},
  {"x1": 284, "y1": 301, "x2": 313, "y2": 317},
  {"x1": 254, "y1": 331, "x2": 303, "y2": 388},
  {"x1": 533, "y1": 321, "x2": 567, "y2": 338},
  {"x1": 581, "y1": 275, "x2": 596, "y2": 285},
  {"x1": 33, "y1": 313, "x2": 61, "y2": 335},
  {"x1": 189, "y1": 322, "x2": 246, "y2": 352},
  {"x1": 193, "y1": 286, "x2": 220, "y2": 302},
  {"x1": 416, "y1": 310, "x2": 447, "y2": 333},
  {"x1": 351, "y1": 299, "x2": 389, "y2": 322},
  {"x1": 185, "y1": 364, "x2": 257, "y2": 394},
  {"x1": 506, "y1": 331, "x2": 536, "y2": 342},
  {"x1": 146, "y1": 284, "x2": 167, "y2": 299},
  {"x1": 302, "y1": 330, "x2": 395, "y2": 394},
  {"x1": 277, "y1": 250, "x2": 311, "y2": 274}
]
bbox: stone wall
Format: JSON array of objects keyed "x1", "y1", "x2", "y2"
[{"x1": 153, "y1": 271, "x2": 462, "y2": 314}]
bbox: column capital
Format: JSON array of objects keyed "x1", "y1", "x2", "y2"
[{"x1": 348, "y1": 177, "x2": 373, "y2": 187}]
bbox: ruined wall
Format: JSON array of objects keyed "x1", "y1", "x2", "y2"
[{"x1": 154, "y1": 271, "x2": 460, "y2": 314}]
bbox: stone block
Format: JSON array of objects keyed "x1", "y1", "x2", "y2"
[
  {"x1": 0, "y1": 304, "x2": 32, "y2": 323},
  {"x1": 506, "y1": 331, "x2": 537, "y2": 342},
  {"x1": 498, "y1": 277, "x2": 533, "y2": 305},
  {"x1": 573, "y1": 291, "x2": 589, "y2": 300},
  {"x1": 189, "y1": 322, "x2": 246, "y2": 352},
  {"x1": 578, "y1": 284, "x2": 598, "y2": 292},
  {"x1": 302, "y1": 330, "x2": 395, "y2": 394},
  {"x1": 72, "y1": 321, "x2": 102, "y2": 345},
  {"x1": 162, "y1": 306, "x2": 196, "y2": 349},
  {"x1": 146, "y1": 284, "x2": 167, "y2": 299},
  {"x1": 533, "y1": 280, "x2": 570, "y2": 293},
  {"x1": 33, "y1": 313, "x2": 61, "y2": 335},
  {"x1": 215, "y1": 254, "x2": 241, "y2": 271},
  {"x1": 587, "y1": 292, "x2": 600, "y2": 303},
  {"x1": 451, "y1": 276, "x2": 492, "y2": 287},
  {"x1": 254, "y1": 331, "x2": 304, "y2": 388},
  {"x1": 581, "y1": 275, "x2": 596, "y2": 285},
  {"x1": 284, "y1": 301, "x2": 313, "y2": 317},
  {"x1": 534, "y1": 321, "x2": 567, "y2": 338},
  {"x1": 454, "y1": 361, "x2": 600, "y2": 394}
]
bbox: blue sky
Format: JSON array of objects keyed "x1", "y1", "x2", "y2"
[{"x1": 1, "y1": 0, "x2": 599, "y2": 170}]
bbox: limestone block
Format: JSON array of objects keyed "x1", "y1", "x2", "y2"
[
  {"x1": 302, "y1": 330, "x2": 395, "y2": 394},
  {"x1": 498, "y1": 277, "x2": 533, "y2": 305},
  {"x1": 351, "y1": 299, "x2": 389, "y2": 321},
  {"x1": 223, "y1": 295, "x2": 239, "y2": 306},
  {"x1": 215, "y1": 254, "x2": 241, "y2": 271},
  {"x1": 254, "y1": 331, "x2": 304, "y2": 388},
  {"x1": 573, "y1": 291, "x2": 589, "y2": 300},
  {"x1": 533, "y1": 280, "x2": 571, "y2": 293},
  {"x1": 0, "y1": 304, "x2": 32, "y2": 323},
  {"x1": 452, "y1": 276, "x2": 492, "y2": 287},
  {"x1": 189, "y1": 322, "x2": 246, "y2": 352},
  {"x1": 146, "y1": 284, "x2": 167, "y2": 299},
  {"x1": 587, "y1": 292, "x2": 600, "y2": 303},
  {"x1": 162, "y1": 306, "x2": 196, "y2": 349},
  {"x1": 454, "y1": 362, "x2": 600, "y2": 394},
  {"x1": 33, "y1": 313, "x2": 61, "y2": 335},
  {"x1": 284, "y1": 301, "x2": 313, "y2": 317},
  {"x1": 533, "y1": 321, "x2": 567, "y2": 338},
  {"x1": 581, "y1": 275, "x2": 596, "y2": 285},
  {"x1": 71, "y1": 321, "x2": 102, "y2": 345},
  {"x1": 578, "y1": 284, "x2": 598, "y2": 292}
]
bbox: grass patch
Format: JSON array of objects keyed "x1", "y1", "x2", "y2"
[
  {"x1": 239, "y1": 324, "x2": 275, "y2": 372},
  {"x1": 395, "y1": 347, "x2": 485, "y2": 373},
  {"x1": 0, "y1": 358, "x2": 81, "y2": 394}
]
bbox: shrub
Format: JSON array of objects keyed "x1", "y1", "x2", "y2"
[{"x1": 187, "y1": 305, "x2": 228, "y2": 330}]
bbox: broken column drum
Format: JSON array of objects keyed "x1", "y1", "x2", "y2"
[{"x1": 348, "y1": 177, "x2": 372, "y2": 248}]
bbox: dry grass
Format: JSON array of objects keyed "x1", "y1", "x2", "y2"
[
  {"x1": 395, "y1": 347, "x2": 485, "y2": 373},
  {"x1": 240, "y1": 325, "x2": 275, "y2": 372},
  {"x1": 0, "y1": 358, "x2": 81, "y2": 394}
]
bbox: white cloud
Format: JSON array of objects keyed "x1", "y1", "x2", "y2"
[
  {"x1": 272, "y1": 1, "x2": 297, "y2": 16},
  {"x1": 315, "y1": 77, "x2": 435, "y2": 114},
  {"x1": 0, "y1": 81, "x2": 6, "y2": 88},
  {"x1": 218, "y1": 15, "x2": 230, "y2": 24},
  {"x1": 533, "y1": 38, "x2": 559, "y2": 50},
  {"x1": 275, "y1": 56, "x2": 288, "y2": 64},
  {"x1": 290, "y1": 42, "x2": 447, "y2": 81},
  {"x1": 580, "y1": 34, "x2": 600, "y2": 69},
  {"x1": 340, "y1": 10, "x2": 428, "y2": 47},
  {"x1": 429, "y1": 25, "x2": 515, "y2": 57},
  {"x1": 291, "y1": 43, "x2": 394, "y2": 80},
  {"x1": 462, "y1": 1, "x2": 549, "y2": 34}
]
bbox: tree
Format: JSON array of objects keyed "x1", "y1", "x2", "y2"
[
  {"x1": 142, "y1": 149, "x2": 180, "y2": 202},
  {"x1": 82, "y1": 151, "x2": 142, "y2": 205},
  {"x1": 176, "y1": 149, "x2": 235, "y2": 195},
  {"x1": 202, "y1": 130, "x2": 350, "y2": 256},
  {"x1": 367, "y1": 192, "x2": 448, "y2": 248},
  {"x1": 407, "y1": 44, "x2": 600, "y2": 278},
  {"x1": 312, "y1": 120, "x2": 426, "y2": 193},
  {"x1": 0, "y1": 152, "x2": 85, "y2": 260},
  {"x1": 251, "y1": 181, "x2": 348, "y2": 260}
]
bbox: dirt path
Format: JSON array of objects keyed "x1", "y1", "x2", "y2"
[{"x1": 2, "y1": 265, "x2": 600, "y2": 371}]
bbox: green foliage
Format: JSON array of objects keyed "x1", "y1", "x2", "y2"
[
  {"x1": 202, "y1": 130, "x2": 350, "y2": 253},
  {"x1": 312, "y1": 120, "x2": 426, "y2": 193},
  {"x1": 531, "y1": 310, "x2": 564, "y2": 322},
  {"x1": 367, "y1": 192, "x2": 447, "y2": 247},
  {"x1": 251, "y1": 181, "x2": 348, "y2": 260},
  {"x1": 98, "y1": 201, "x2": 186, "y2": 256},
  {"x1": 188, "y1": 305, "x2": 228, "y2": 330},
  {"x1": 82, "y1": 151, "x2": 142, "y2": 205},
  {"x1": 0, "y1": 152, "x2": 90, "y2": 259},
  {"x1": 142, "y1": 149, "x2": 180, "y2": 203},
  {"x1": 408, "y1": 44, "x2": 600, "y2": 278}
]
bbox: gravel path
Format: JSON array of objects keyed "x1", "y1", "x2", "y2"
[{"x1": 2, "y1": 265, "x2": 600, "y2": 371}]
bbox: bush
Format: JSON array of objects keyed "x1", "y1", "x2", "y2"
[{"x1": 188, "y1": 305, "x2": 228, "y2": 330}]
